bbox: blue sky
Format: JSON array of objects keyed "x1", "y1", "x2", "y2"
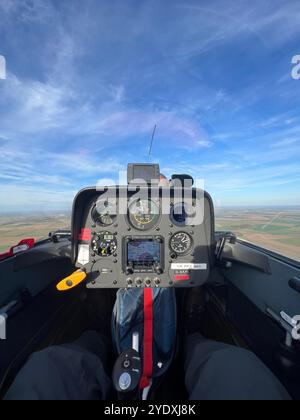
[{"x1": 0, "y1": 0, "x2": 300, "y2": 212}]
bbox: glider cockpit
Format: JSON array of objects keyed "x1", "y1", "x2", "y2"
[{"x1": 1, "y1": 163, "x2": 300, "y2": 401}]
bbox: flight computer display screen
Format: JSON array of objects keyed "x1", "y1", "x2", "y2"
[
  {"x1": 133, "y1": 166, "x2": 157, "y2": 181},
  {"x1": 127, "y1": 239, "x2": 160, "y2": 267}
]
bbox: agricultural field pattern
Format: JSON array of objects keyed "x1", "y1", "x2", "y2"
[
  {"x1": 215, "y1": 207, "x2": 300, "y2": 261},
  {"x1": 0, "y1": 213, "x2": 71, "y2": 253},
  {"x1": 0, "y1": 208, "x2": 299, "y2": 262}
]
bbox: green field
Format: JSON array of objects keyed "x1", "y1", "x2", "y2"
[
  {"x1": 215, "y1": 208, "x2": 300, "y2": 261},
  {"x1": 278, "y1": 238, "x2": 300, "y2": 247},
  {"x1": 0, "y1": 213, "x2": 71, "y2": 253}
]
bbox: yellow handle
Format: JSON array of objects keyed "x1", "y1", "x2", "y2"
[{"x1": 56, "y1": 269, "x2": 87, "y2": 291}]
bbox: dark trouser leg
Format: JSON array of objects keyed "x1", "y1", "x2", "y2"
[
  {"x1": 184, "y1": 333, "x2": 291, "y2": 400},
  {"x1": 5, "y1": 331, "x2": 111, "y2": 400}
]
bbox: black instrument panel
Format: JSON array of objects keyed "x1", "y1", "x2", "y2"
[{"x1": 71, "y1": 186, "x2": 214, "y2": 288}]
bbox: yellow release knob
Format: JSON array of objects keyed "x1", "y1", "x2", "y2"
[{"x1": 56, "y1": 270, "x2": 87, "y2": 292}]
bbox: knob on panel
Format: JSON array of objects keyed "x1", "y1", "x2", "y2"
[
  {"x1": 154, "y1": 278, "x2": 161, "y2": 286},
  {"x1": 126, "y1": 278, "x2": 133, "y2": 286},
  {"x1": 154, "y1": 264, "x2": 163, "y2": 274},
  {"x1": 135, "y1": 278, "x2": 142, "y2": 287},
  {"x1": 126, "y1": 266, "x2": 134, "y2": 275}
]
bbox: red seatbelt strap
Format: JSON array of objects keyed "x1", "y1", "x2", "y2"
[{"x1": 140, "y1": 288, "x2": 153, "y2": 389}]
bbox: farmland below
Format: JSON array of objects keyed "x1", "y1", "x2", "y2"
[
  {"x1": 0, "y1": 212, "x2": 70, "y2": 253},
  {"x1": 0, "y1": 207, "x2": 299, "y2": 262},
  {"x1": 215, "y1": 207, "x2": 300, "y2": 261}
]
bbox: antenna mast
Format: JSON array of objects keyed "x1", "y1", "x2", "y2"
[{"x1": 148, "y1": 124, "x2": 157, "y2": 160}]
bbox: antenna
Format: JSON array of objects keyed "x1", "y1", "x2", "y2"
[{"x1": 148, "y1": 124, "x2": 157, "y2": 160}]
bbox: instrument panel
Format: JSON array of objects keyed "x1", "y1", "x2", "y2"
[{"x1": 72, "y1": 186, "x2": 214, "y2": 288}]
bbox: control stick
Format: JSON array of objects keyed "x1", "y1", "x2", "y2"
[{"x1": 112, "y1": 332, "x2": 142, "y2": 395}]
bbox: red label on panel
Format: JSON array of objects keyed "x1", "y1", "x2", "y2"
[
  {"x1": 78, "y1": 228, "x2": 91, "y2": 241},
  {"x1": 174, "y1": 274, "x2": 190, "y2": 281}
]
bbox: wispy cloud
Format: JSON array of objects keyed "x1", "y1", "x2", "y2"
[
  {"x1": 176, "y1": 1, "x2": 300, "y2": 50},
  {"x1": 0, "y1": 0, "x2": 300, "y2": 210}
]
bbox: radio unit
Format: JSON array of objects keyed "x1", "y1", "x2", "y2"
[{"x1": 123, "y1": 236, "x2": 164, "y2": 275}]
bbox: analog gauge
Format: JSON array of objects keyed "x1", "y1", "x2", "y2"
[
  {"x1": 92, "y1": 232, "x2": 117, "y2": 257},
  {"x1": 92, "y1": 201, "x2": 117, "y2": 227},
  {"x1": 128, "y1": 199, "x2": 160, "y2": 231},
  {"x1": 170, "y1": 232, "x2": 193, "y2": 255},
  {"x1": 170, "y1": 202, "x2": 196, "y2": 226}
]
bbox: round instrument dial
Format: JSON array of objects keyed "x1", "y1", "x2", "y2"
[
  {"x1": 170, "y1": 232, "x2": 193, "y2": 255},
  {"x1": 128, "y1": 199, "x2": 160, "y2": 231},
  {"x1": 92, "y1": 202, "x2": 117, "y2": 227},
  {"x1": 92, "y1": 232, "x2": 117, "y2": 257}
]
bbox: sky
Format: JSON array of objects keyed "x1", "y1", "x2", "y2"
[{"x1": 0, "y1": 0, "x2": 300, "y2": 212}]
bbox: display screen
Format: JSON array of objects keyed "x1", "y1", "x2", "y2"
[
  {"x1": 103, "y1": 234, "x2": 114, "y2": 240},
  {"x1": 127, "y1": 239, "x2": 160, "y2": 267},
  {"x1": 133, "y1": 166, "x2": 156, "y2": 182}
]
